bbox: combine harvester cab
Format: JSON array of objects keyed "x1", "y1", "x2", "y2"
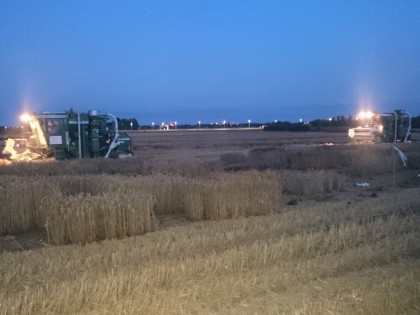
[
  {"x1": 2, "y1": 109, "x2": 133, "y2": 161},
  {"x1": 348, "y1": 109, "x2": 411, "y2": 143}
]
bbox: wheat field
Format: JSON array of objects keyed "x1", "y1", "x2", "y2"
[
  {"x1": 1, "y1": 130, "x2": 420, "y2": 314},
  {"x1": 1, "y1": 171, "x2": 281, "y2": 243},
  {"x1": 1, "y1": 187, "x2": 419, "y2": 314}
]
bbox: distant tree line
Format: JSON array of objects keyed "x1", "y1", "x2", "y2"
[
  {"x1": 412, "y1": 115, "x2": 420, "y2": 129},
  {"x1": 264, "y1": 116, "x2": 353, "y2": 132},
  {"x1": 263, "y1": 121, "x2": 311, "y2": 131},
  {"x1": 1, "y1": 115, "x2": 420, "y2": 134},
  {"x1": 118, "y1": 118, "x2": 140, "y2": 130},
  {"x1": 309, "y1": 115, "x2": 354, "y2": 129},
  {"x1": 264, "y1": 114, "x2": 420, "y2": 132}
]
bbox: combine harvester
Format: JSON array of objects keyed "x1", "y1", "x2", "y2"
[
  {"x1": 348, "y1": 109, "x2": 412, "y2": 143},
  {"x1": 2, "y1": 109, "x2": 132, "y2": 162}
]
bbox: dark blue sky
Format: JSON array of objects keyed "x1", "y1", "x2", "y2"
[{"x1": 1, "y1": 0, "x2": 419, "y2": 126}]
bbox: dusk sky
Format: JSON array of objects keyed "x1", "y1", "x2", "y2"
[{"x1": 1, "y1": 0, "x2": 419, "y2": 126}]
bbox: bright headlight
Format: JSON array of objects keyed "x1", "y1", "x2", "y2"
[
  {"x1": 20, "y1": 113, "x2": 31, "y2": 122},
  {"x1": 357, "y1": 111, "x2": 373, "y2": 120}
]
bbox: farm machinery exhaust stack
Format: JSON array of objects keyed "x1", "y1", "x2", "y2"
[
  {"x1": 348, "y1": 109, "x2": 412, "y2": 143},
  {"x1": 2, "y1": 109, "x2": 132, "y2": 161}
]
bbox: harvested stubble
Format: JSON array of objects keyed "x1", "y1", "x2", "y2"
[
  {"x1": 42, "y1": 190, "x2": 157, "y2": 245},
  {"x1": 0, "y1": 188, "x2": 419, "y2": 314}
]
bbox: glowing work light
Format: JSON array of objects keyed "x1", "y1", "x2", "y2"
[
  {"x1": 20, "y1": 113, "x2": 32, "y2": 123},
  {"x1": 357, "y1": 111, "x2": 374, "y2": 120}
]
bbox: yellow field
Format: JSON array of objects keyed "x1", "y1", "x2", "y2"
[{"x1": 1, "y1": 130, "x2": 420, "y2": 314}]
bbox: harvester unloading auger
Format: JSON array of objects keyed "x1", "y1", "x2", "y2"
[
  {"x1": 2, "y1": 109, "x2": 133, "y2": 161},
  {"x1": 348, "y1": 109, "x2": 412, "y2": 143}
]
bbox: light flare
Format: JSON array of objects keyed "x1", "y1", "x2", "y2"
[
  {"x1": 356, "y1": 111, "x2": 374, "y2": 120},
  {"x1": 20, "y1": 113, "x2": 32, "y2": 123}
]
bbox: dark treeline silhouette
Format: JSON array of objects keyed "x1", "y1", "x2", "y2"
[
  {"x1": 309, "y1": 116, "x2": 353, "y2": 129},
  {"x1": 118, "y1": 118, "x2": 140, "y2": 130},
  {"x1": 1, "y1": 115, "x2": 419, "y2": 134},
  {"x1": 412, "y1": 115, "x2": 420, "y2": 129},
  {"x1": 263, "y1": 121, "x2": 310, "y2": 131}
]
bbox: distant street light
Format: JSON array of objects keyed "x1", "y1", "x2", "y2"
[
  {"x1": 130, "y1": 122, "x2": 133, "y2": 130},
  {"x1": 152, "y1": 122, "x2": 155, "y2": 129},
  {"x1": 175, "y1": 121, "x2": 177, "y2": 129},
  {"x1": 248, "y1": 119, "x2": 251, "y2": 128},
  {"x1": 223, "y1": 120, "x2": 226, "y2": 128},
  {"x1": 198, "y1": 120, "x2": 201, "y2": 128}
]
